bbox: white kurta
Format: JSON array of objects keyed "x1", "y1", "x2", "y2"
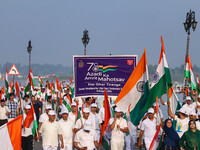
[
  {"x1": 39, "y1": 120, "x2": 62, "y2": 147},
  {"x1": 74, "y1": 129, "x2": 97, "y2": 150},
  {"x1": 140, "y1": 118, "x2": 156, "y2": 149}
]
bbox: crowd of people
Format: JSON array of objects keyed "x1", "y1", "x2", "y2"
[{"x1": 1, "y1": 84, "x2": 200, "y2": 150}]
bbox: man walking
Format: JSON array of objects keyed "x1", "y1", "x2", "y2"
[
  {"x1": 58, "y1": 109, "x2": 74, "y2": 150},
  {"x1": 109, "y1": 107, "x2": 128, "y2": 150},
  {"x1": 37, "y1": 110, "x2": 64, "y2": 150}
]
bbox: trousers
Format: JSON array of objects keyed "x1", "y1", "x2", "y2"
[
  {"x1": 111, "y1": 140, "x2": 124, "y2": 150},
  {"x1": 22, "y1": 135, "x2": 33, "y2": 150}
]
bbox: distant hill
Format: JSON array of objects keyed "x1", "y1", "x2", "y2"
[{"x1": 1, "y1": 63, "x2": 200, "y2": 82}]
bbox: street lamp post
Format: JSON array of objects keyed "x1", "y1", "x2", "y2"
[
  {"x1": 82, "y1": 29, "x2": 90, "y2": 55},
  {"x1": 183, "y1": 10, "x2": 197, "y2": 99},
  {"x1": 27, "y1": 40, "x2": 32, "y2": 72}
]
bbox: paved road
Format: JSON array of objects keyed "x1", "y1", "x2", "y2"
[{"x1": 33, "y1": 140, "x2": 145, "y2": 150}]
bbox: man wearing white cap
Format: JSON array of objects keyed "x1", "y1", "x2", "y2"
[
  {"x1": 189, "y1": 111, "x2": 197, "y2": 121},
  {"x1": 58, "y1": 109, "x2": 74, "y2": 150},
  {"x1": 37, "y1": 110, "x2": 64, "y2": 150},
  {"x1": 68, "y1": 102, "x2": 78, "y2": 124},
  {"x1": 38, "y1": 105, "x2": 51, "y2": 131},
  {"x1": 74, "y1": 108, "x2": 91, "y2": 133},
  {"x1": 182, "y1": 96, "x2": 195, "y2": 116},
  {"x1": 22, "y1": 105, "x2": 33, "y2": 150},
  {"x1": 168, "y1": 101, "x2": 189, "y2": 137},
  {"x1": 88, "y1": 103, "x2": 102, "y2": 142},
  {"x1": 138, "y1": 108, "x2": 156, "y2": 149},
  {"x1": 74, "y1": 120, "x2": 100, "y2": 150},
  {"x1": 109, "y1": 107, "x2": 128, "y2": 150}
]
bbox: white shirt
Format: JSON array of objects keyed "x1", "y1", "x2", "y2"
[
  {"x1": 141, "y1": 118, "x2": 156, "y2": 149},
  {"x1": 193, "y1": 101, "x2": 200, "y2": 113},
  {"x1": 109, "y1": 117, "x2": 128, "y2": 142},
  {"x1": 88, "y1": 112, "x2": 102, "y2": 130},
  {"x1": 99, "y1": 107, "x2": 105, "y2": 122},
  {"x1": 196, "y1": 121, "x2": 200, "y2": 131},
  {"x1": 58, "y1": 118, "x2": 74, "y2": 144},
  {"x1": 68, "y1": 112, "x2": 76, "y2": 124},
  {"x1": 22, "y1": 114, "x2": 33, "y2": 137},
  {"x1": 174, "y1": 115, "x2": 189, "y2": 137},
  {"x1": 40, "y1": 92, "x2": 46, "y2": 101},
  {"x1": 39, "y1": 113, "x2": 49, "y2": 123},
  {"x1": 39, "y1": 120, "x2": 62, "y2": 147},
  {"x1": 74, "y1": 129, "x2": 97, "y2": 150},
  {"x1": 0, "y1": 105, "x2": 10, "y2": 120},
  {"x1": 182, "y1": 103, "x2": 195, "y2": 115},
  {"x1": 75, "y1": 117, "x2": 91, "y2": 129}
]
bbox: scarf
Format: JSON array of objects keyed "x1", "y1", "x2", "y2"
[{"x1": 163, "y1": 119, "x2": 180, "y2": 147}]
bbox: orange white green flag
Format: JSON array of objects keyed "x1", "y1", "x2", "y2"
[
  {"x1": 0, "y1": 115, "x2": 23, "y2": 150},
  {"x1": 99, "y1": 89, "x2": 113, "y2": 149},
  {"x1": 142, "y1": 36, "x2": 172, "y2": 114},
  {"x1": 23, "y1": 104, "x2": 38, "y2": 135},
  {"x1": 115, "y1": 49, "x2": 149, "y2": 126},
  {"x1": 38, "y1": 75, "x2": 43, "y2": 87},
  {"x1": 168, "y1": 86, "x2": 181, "y2": 115},
  {"x1": 184, "y1": 54, "x2": 196, "y2": 90}
]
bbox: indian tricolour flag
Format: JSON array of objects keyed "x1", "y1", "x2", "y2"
[
  {"x1": 149, "y1": 124, "x2": 163, "y2": 150},
  {"x1": 185, "y1": 54, "x2": 196, "y2": 90},
  {"x1": 168, "y1": 86, "x2": 182, "y2": 115},
  {"x1": 115, "y1": 49, "x2": 149, "y2": 126},
  {"x1": 99, "y1": 89, "x2": 114, "y2": 149},
  {"x1": 38, "y1": 75, "x2": 43, "y2": 87},
  {"x1": 142, "y1": 36, "x2": 172, "y2": 113},
  {"x1": 23, "y1": 104, "x2": 38, "y2": 135},
  {"x1": 196, "y1": 74, "x2": 200, "y2": 95},
  {"x1": 0, "y1": 115, "x2": 23, "y2": 150}
]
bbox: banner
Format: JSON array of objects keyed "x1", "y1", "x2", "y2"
[{"x1": 74, "y1": 55, "x2": 137, "y2": 97}]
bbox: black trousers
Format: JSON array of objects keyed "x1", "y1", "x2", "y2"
[
  {"x1": 0, "y1": 119, "x2": 8, "y2": 126},
  {"x1": 22, "y1": 135, "x2": 33, "y2": 150}
]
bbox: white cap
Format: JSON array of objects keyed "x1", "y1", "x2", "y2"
[
  {"x1": 148, "y1": 108, "x2": 154, "y2": 114},
  {"x1": 186, "y1": 96, "x2": 192, "y2": 101},
  {"x1": 115, "y1": 107, "x2": 122, "y2": 113},
  {"x1": 189, "y1": 111, "x2": 197, "y2": 117},
  {"x1": 152, "y1": 102, "x2": 156, "y2": 107},
  {"x1": 48, "y1": 110, "x2": 56, "y2": 116},
  {"x1": 71, "y1": 102, "x2": 76, "y2": 107},
  {"x1": 37, "y1": 95, "x2": 40, "y2": 99},
  {"x1": 178, "y1": 108, "x2": 186, "y2": 114},
  {"x1": 61, "y1": 109, "x2": 69, "y2": 114},
  {"x1": 91, "y1": 103, "x2": 97, "y2": 108},
  {"x1": 45, "y1": 105, "x2": 52, "y2": 110},
  {"x1": 198, "y1": 94, "x2": 200, "y2": 98},
  {"x1": 83, "y1": 120, "x2": 91, "y2": 131},
  {"x1": 25, "y1": 105, "x2": 31, "y2": 110},
  {"x1": 64, "y1": 88, "x2": 67, "y2": 90},
  {"x1": 83, "y1": 108, "x2": 90, "y2": 113}
]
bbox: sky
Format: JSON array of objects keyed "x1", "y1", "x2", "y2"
[{"x1": 0, "y1": 0, "x2": 200, "y2": 68}]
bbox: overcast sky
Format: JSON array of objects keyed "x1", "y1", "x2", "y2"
[{"x1": 0, "y1": 0, "x2": 200, "y2": 68}]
